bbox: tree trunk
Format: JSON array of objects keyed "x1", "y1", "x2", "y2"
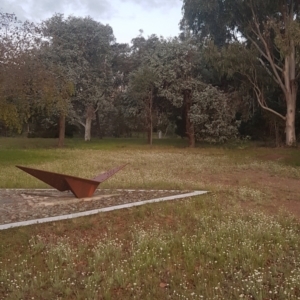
[
  {"x1": 185, "y1": 91, "x2": 195, "y2": 147},
  {"x1": 85, "y1": 117, "x2": 92, "y2": 141},
  {"x1": 164, "y1": 124, "x2": 170, "y2": 137},
  {"x1": 147, "y1": 122, "x2": 153, "y2": 145},
  {"x1": 58, "y1": 114, "x2": 65, "y2": 147},
  {"x1": 284, "y1": 45, "x2": 297, "y2": 146},
  {"x1": 274, "y1": 120, "x2": 280, "y2": 147},
  {"x1": 95, "y1": 112, "x2": 103, "y2": 139},
  {"x1": 285, "y1": 95, "x2": 296, "y2": 146},
  {"x1": 84, "y1": 106, "x2": 94, "y2": 142},
  {"x1": 146, "y1": 91, "x2": 153, "y2": 146}
]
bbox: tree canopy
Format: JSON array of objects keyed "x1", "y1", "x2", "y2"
[
  {"x1": 1, "y1": 5, "x2": 300, "y2": 146},
  {"x1": 182, "y1": 0, "x2": 300, "y2": 145}
]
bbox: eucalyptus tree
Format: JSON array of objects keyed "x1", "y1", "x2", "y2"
[
  {"x1": 145, "y1": 38, "x2": 240, "y2": 145},
  {"x1": 122, "y1": 34, "x2": 165, "y2": 143},
  {"x1": 0, "y1": 12, "x2": 25, "y2": 132},
  {"x1": 182, "y1": 0, "x2": 300, "y2": 146},
  {"x1": 189, "y1": 85, "x2": 240, "y2": 143},
  {"x1": 100, "y1": 42, "x2": 133, "y2": 138},
  {"x1": 131, "y1": 33, "x2": 161, "y2": 69},
  {"x1": 0, "y1": 11, "x2": 34, "y2": 63},
  {"x1": 151, "y1": 39, "x2": 204, "y2": 147},
  {"x1": 126, "y1": 66, "x2": 158, "y2": 144},
  {"x1": 0, "y1": 12, "x2": 43, "y2": 134},
  {"x1": 41, "y1": 14, "x2": 115, "y2": 141}
]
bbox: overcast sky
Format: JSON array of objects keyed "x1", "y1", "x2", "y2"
[{"x1": 1, "y1": 0, "x2": 183, "y2": 44}]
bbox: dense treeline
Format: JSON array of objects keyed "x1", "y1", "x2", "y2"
[{"x1": 1, "y1": 1, "x2": 300, "y2": 147}]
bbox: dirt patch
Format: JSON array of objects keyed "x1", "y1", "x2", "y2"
[
  {"x1": 203, "y1": 170, "x2": 300, "y2": 218},
  {"x1": 204, "y1": 170, "x2": 300, "y2": 198},
  {"x1": 257, "y1": 153, "x2": 286, "y2": 162}
]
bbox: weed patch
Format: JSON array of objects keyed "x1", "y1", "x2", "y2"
[{"x1": 1, "y1": 197, "x2": 300, "y2": 299}]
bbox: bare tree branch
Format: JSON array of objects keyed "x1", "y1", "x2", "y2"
[
  {"x1": 257, "y1": 58, "x2": 280, "y2": 84},
  {"x1": 244, "y1": 69, "x2": 286, "y2": 121},
  {"x1": 248, "y1": 2, "x2": 287, "y2": 94}
]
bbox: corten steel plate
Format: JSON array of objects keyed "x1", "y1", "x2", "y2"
[{"x1": 16, "y1": 164, "x2": 128, "y2": 198}]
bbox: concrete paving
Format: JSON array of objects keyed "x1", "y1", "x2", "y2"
[{"x1": 0, "y1": 190, "x2": 207, "y2": 230}]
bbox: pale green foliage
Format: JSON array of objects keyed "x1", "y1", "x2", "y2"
[
  {"x1": 189, "y1": 85, "x2": 240, "y2": 143},
  {"x1": 182, "y1": 0, "x2": 300, "y2": 145},
  {"x1": 41, "y1": 14, "x2": 115, "y2": 134},
  {"x1": 0, "y1": 11, "x2": 75, "y2": 133},
  {"x1": 152, "y1": 39, "x2": 239, "y2": 143},
  {"x1": 124, "y1": 35, "x2": 162, "y2": 137},
  {"x1": 154, "y1": 39, "x2": 203, "y2": 107},
  {"x1": 181, "y1": 0, "x2": 233, "y2": 46},
  {"x1": 126, "y1": 66, "x2": 157, "y2": 116},
  {"x1": 0, "y1": 12, "x2": 36, "y2": 131},
  {"x1": 0, "y1": 102, "x2": 22, "y2": 132}
]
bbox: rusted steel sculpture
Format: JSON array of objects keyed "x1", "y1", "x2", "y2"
[{"x1": 16, "y1": 164, "x2": 128, "y2": 198}]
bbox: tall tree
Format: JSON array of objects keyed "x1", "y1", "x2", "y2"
[
  {"x1": 189, "y1": 85, "x2": 240, "y2": 143},
  {"x1": 182, "y1": 0, "x2": 300, "y2": 146},
  {"x1": 126, "y1": 66, "x2": 157, "y2": 145},
  {"x1": 123, "y1": 34, "x2": 163, "y2": 143},
  {"x1": 41, "y1": 14, "x2": 115, "y2": 141},
  {"x1": 0, "y1": 12, "x2": 31, "y2": 132},
  {"x1": 153, "y1": 39, "x2": 203, "y2": 147},
  {"x1": 0, "y1": 11, "x2": 57, "y2": 137}
]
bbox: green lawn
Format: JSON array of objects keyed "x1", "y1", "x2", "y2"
[{"x1": 0, "y1": 137, "x2": 300, "y2": 299}]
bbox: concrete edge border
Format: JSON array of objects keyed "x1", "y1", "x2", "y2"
[{"x1": 0, "y1": 190, "x2": 208, "y2": 231}]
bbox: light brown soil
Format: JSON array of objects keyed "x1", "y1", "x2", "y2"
[{"x1": 203, "y1": 170, "x2": 300, "y2": 218}]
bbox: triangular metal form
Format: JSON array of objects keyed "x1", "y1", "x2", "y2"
[{"x1": 16, "y1": 164, "x2": 128, "y2": 198}]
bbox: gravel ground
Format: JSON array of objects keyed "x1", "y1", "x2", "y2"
[{"x1": 0, "y1": 189, "x2": 191, "y2": 224}]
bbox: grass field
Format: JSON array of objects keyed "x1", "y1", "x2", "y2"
[{"x1": 0, "y1": 137, "x2": 300, "y2": 299}]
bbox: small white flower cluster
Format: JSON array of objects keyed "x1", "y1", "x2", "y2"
[{"x1": 1, "y1": 202, "x2": 300, "y2": 299}]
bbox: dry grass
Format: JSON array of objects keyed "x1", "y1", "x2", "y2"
[
  {"x1": 0, "y1": 138, "x2": 300, "y2": 299},
  {"x1": 1, "y1": 145, "x2": 300, "y2": 189}
]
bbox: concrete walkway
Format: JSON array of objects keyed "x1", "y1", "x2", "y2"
[{"x1": 0, "y1": 190, "x2": 207, "y2": 230}]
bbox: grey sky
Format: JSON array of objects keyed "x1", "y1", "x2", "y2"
[{"x1": 1, "y1": 0, "x2": 183, "y2": 43}]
